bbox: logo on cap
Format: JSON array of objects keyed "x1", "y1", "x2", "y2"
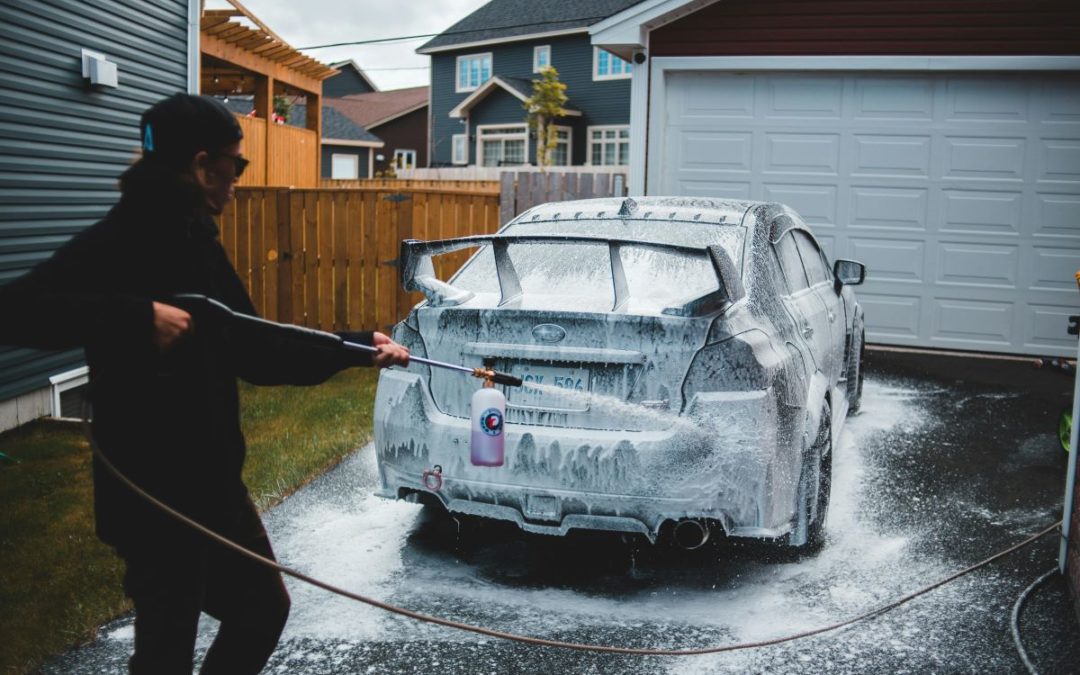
[{"x1": 143, "y1": 124, "x2": 154, "y2": 152}]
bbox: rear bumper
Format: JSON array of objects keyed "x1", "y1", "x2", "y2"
[{"x1": 373, "y1": 369, "x2": 798, "y2": 542}]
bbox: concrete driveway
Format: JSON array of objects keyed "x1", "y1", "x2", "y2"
[{"x1": 43, "y1": 349, "x2": 1080, "y2": 674}]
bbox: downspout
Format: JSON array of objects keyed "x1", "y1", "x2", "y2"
[{"x1": 187, "y1": 0, "x2": 201, "y2": 94}]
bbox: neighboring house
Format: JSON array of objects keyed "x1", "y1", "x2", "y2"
[
  {"x1": 327, "y1": 87, "x2": 429, "y2": 175},
  {"x1": 324, "y1": 59, "x2": 379, "y2": 97},
  {"x1": 223, "y1": 98, "x2": 385, "y2": 179},
  {"x1": 418, "y1": 1, "x2": 643, "y2": 168},
  {"x1": 0, "y1": 0, "x2": 198, "y2": 431},
  {"x1": 591, "y1": 0, "x2": 1080, "y2": 359}
]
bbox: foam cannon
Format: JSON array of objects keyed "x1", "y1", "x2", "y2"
[{"x1": 169, "y1": 294, "x2": 521, "y2": 466}]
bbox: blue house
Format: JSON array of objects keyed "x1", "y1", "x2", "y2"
[{"x1": 418, "y1": 1, "x2": 642, "y2": 168}]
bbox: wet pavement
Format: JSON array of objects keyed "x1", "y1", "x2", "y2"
[{"x1": 42, "y1": 349, "x2": 1080, "y2": 674}]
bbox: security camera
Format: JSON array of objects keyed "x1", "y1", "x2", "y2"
[{"x1": 633, "y1": 51, "x2": 646, "y2": 64}]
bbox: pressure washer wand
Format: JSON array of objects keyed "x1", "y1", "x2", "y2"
[
  {"x1": 339, "y1": 340, "x2": 523, "y2": 387},
  {"x1": 169, "y1": 294, "x2": 523, "y2": 387}
]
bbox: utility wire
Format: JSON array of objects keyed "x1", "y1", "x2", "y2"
[{"x1": 299, "y1": 15, "x2": 607, "y2": 50}]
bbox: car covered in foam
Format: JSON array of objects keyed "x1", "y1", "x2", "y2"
[{"x1": 374, "y1": 197, "x2": 866, "y2": 549}]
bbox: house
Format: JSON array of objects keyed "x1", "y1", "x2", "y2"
[
  {"x1": 418, "y1": 1, "x2": 643, "y2": 168},
  {"x1": 327, "y1": 86, "x2": 429, "y2": 175},
  {"x1": 592, "y1": 0, "x2": 1080, "y2": 360},
  {"x1": 324, "y1": 59, "x2": 379, "y2": 97},
  {"x1": 223, "y1": 98, "x2": 385, "y2": 180}
]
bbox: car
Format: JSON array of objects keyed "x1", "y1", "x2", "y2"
[{"x1": 373, "y1": 197, "x2": 866, "y2": 550}]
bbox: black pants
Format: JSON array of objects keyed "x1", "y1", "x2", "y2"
[{"x1": 118, "y1": 498, "x2": 290, "y2": 675}]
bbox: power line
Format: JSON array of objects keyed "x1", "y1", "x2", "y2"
[{"x1": 298, "y1": 15, "x2": 607, "y2": 50}]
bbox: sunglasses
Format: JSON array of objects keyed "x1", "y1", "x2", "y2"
[{"x1": 212, "y1": 152, "x2": 250, "y2": 178}]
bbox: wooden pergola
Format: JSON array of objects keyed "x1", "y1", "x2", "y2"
[{"x1": 199, "y1": 1, "x2": 338, "y2": 186}]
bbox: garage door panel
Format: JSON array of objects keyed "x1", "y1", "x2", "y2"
[
  {"x1": 936, "y1": 242, "x2": 1019, "y2": 288},
  {"x1": 944, "y1": 137, "x2": 1028, "y2": 180},
  {"x1": 1026, "y1": 304, "x2": 1080, "y2": 350},
  {"x1": 858, "y1": 293, "x2": 921, "y2": 339},
  {"x1": 658, "y1": 71, "x2": 1080, "y2": 356},
  {"x1": 853, "y1": 134, "x2": 932, "y2": 177},
  {"x1": 1029, "y1": 247, "x2": 1080, "y2": 291},
  {"x1": 945, "y1": 80, "x2": 1032, "y2": 122},
  {"x1": 764, "y1": 133, "x2": 840, "y2": 174},
  {"x1": 849, "y1": 187, "x2": 929, "y2": 230},
  {"x1": 765, "y1": 76, "x2": 843, "y2": 119},
  {"x1": 1034, "y1": 193, "x2": 1080, "y2": 237},
  {"x1": 854, "y1": 78, "x2": 934, "y2": 120},
  {"x1": 940, "y1": 189, "x2": 1022, "y2": 235},
  {"x1": 849, "y1": 238, "x2": 924, "y2": 282},
  {"x1": 931, "y1": 298, "x2": 1014, "y2": 346},
  {"x1": 762, "y1": 184, "x2": 837, "y2": 224}
]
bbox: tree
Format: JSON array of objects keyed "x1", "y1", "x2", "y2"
[{"x1": 524, "y1": 67, "x2": 569, "y2": 171}]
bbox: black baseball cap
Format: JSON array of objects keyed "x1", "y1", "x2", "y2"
[{"x1": 139, "y1": 93, "x2": 243, "y2": 169}]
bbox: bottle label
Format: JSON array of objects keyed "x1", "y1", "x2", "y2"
[{"x1": 479, "y1": 408, "x2": 503, "y2": 436}]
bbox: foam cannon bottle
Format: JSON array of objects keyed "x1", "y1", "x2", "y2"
[{"x1": 470, "y1": 379, "x2": 506, "y2": 466}]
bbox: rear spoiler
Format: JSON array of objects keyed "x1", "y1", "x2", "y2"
[{"x1": 400, "y1": 234, "x2": 745, "y2": 316}]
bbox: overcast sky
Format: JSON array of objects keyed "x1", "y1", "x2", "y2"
[{"x1": 231, "y1": 0, "x2": 492, "y2": 91}]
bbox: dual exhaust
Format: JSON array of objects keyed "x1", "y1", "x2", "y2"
[{"x1": 670, "y1": 518, "x2": 712, "y2": 550}]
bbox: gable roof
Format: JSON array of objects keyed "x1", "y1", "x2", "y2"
[
  {"x1": 448, "y1": 76, "x2": 581, "y2": 118},
  {"x1": 417, "y1": 0, "x2": 645, "y2": 54},
  {"x1": 328, "y1": 59, "x2": 380, "y2": 93},
  {"x1": 327, "y1": 86, "x2": 429, "y2": 129},
  {"x1": 219, "y1": 97, "x2": 383, "y2": 146}
]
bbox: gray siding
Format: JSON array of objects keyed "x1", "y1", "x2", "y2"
[
  {"x1": 0, "y1": 0, "x2": 190, "y2": 401},
  {"x1": 324, "y1": 67, "x2": 376, "y2": 97},
  {"x1": 320, "y1": 145, "x2": 371, "y2": 179},
  {"x1": 430, "y1": 33, "x2": 630, "y2": 166}
]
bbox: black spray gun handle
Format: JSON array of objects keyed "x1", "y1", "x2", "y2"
[{"x1": 169, "y1": 294, "x2": 523, "y2": 387}]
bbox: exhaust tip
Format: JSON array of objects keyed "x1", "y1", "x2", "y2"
[{"x1": 672, "y1": 519, "x2": 710, "y2": 550}]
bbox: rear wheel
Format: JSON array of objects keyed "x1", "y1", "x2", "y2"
[{"x1": 787, "y1": 401, "x2": 832, "y2": 551}]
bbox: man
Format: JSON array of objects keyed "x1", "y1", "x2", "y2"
[{"x1": 0, "y1": 94, "x2": 409, "y2": 673}]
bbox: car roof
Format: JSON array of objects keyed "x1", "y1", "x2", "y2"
[{"x1": 516, "y1": 196, "x2": 761, "y2": 227}]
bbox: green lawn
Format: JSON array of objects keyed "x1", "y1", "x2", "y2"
[{"x1": 0, "y1": 368, "x2": 380, "y2": 675}]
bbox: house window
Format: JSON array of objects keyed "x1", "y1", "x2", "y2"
[
  {"x1": 477, "y1": 125, "x2": 528, "y2": 167},
  {"x1": 452, "y1": 134, "x2": 468, "y2": 165},
  {"x1": 394, "y1": 149, "x2": 417, "y2": 170},
  {"x1": 330, "y1": 153, "x2": 359, "y2": 179},
  {"x1": 588, "y1": 126, "x2": 630, "y2": 165},
  {"x1": 456, "y1": 52, "x2": 492, "y2": 92},
  {"x1": 593, "y1": 47, "x2": 632, "y2": 81},
  {"x1": 533, "y1": 45, "x2": 551, "y2": 73},
  {"x1": 544, "y1": 126, "x2": 572, "y2": 166}
]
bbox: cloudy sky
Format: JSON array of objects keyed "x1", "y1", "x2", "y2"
[{"x1": 225, "y1": 0, "x2": 492, "y2": 90}]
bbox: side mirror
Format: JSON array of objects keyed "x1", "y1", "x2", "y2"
[{"x1": 833, "y1": 259, "x2": 866, "y2": 286}]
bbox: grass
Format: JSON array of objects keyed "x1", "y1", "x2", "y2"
[{"x1": 0, "y1": 368, "x2": 380, "y2": 675}]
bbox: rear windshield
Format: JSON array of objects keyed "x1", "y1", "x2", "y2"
[{"x1": 448, "y1": 219, "x2": 743, "y2": 313}]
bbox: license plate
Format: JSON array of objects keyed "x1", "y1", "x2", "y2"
[{"x1": 509, "y1": 364, "x2": 590, "y2": 411}]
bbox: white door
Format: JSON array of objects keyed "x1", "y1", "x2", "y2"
[{"x1": 655, "y1": 71, "x2": 1080, "y2": 357}]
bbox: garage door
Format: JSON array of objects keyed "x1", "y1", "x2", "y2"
[{"x1": 656, "y1": 71, "x2": 1080, "y2": 357}]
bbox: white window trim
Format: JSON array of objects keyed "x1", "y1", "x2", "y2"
[
  {"x1": 533, "y1": 45, "x2": 551, "y2": 73},
  {"x1": 476, "y1": 123, "x2": 530, "y2": 167},
  {"x1": 394, "y1": 149, "x2": 418, "y2": 170},
  {"x1": 330, "y1": 153, "x2": 359, "y2": 180},
  {"x1": 586, "y1": 124, "x2": 630, "y2": 166},
  {"x1": 451, "y1": 133, "x2": 468, "y2": 165},
  {"x1": 455, "y1": 52, "x2": 493, "y2": 93},
  {"x1": 546, "y1": 125, "x2": 573, "y2": 166},
  {"x1": 593, "y1": 46, "x2": 632, "y2": 81},
  {"x1": 49, "y1": 366, "x2": 88, "y2": 420}
]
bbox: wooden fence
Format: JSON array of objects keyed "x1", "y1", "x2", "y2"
[
  {"x1": 234, "y1": 114, "x2": 318, "y2": 188},
  {"x1": 217, "y1": 186, "x2": 500, "y2": 332},
  {"x1": 320, "y1": 178, "x2": 499, "y2": 193},
  {"x1": 499, "y1": 171, "x2": 628, "y2": 225}
]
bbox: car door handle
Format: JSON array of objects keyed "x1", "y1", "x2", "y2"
[{"x1": 803, "y1": 324, "x2": 814, "y2": 339}]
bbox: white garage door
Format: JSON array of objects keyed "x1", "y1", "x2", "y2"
[{"x1": 656, "y1": 71, "x2": 1080, "y2": 357}]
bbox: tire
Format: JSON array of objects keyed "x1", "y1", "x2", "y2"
[
  {"x1": 846, "y1": 329, "x2": 865, "y2": 415},
  {"x1": 787, "y1": 401, "x2": 832, "y2": 551}
]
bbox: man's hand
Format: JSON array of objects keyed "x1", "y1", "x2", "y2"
[
  {"x1": 370, "y1": 331, "x2": 409, "y2": 368},
  {"x1": 152, "y1": 301, "x2": 193, "y2": 351}
]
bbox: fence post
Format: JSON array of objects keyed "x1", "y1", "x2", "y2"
[
  {"x1": 275, "y1": 189, "x2": 294, "y2": 323},
  {"x1": 499, "y1": 172, "x2": 516, "y2": 225}
]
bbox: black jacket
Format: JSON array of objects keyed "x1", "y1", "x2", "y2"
[{"x1": 0, "y1": 182, "x2": 373, "y2": 548}]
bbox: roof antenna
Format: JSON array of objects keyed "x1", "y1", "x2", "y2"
[{"x1": 618, "y1": 197, "x2": 637, "y2": 217}]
